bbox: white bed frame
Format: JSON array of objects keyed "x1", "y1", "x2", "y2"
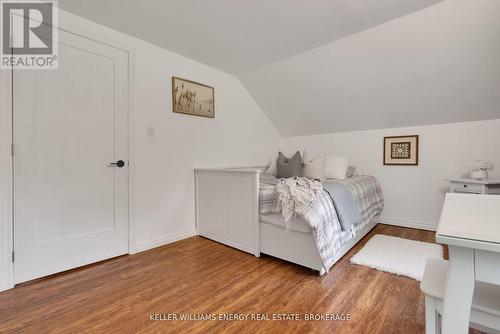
[{"x1": 195, "y1": 167, "x2": 378, "y2": 275}]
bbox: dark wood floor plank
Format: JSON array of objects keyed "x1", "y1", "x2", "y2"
[{"x1": 0, "y1": 224, "x2": 483, "y2": 333}]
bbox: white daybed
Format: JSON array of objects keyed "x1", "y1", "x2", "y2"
[{"x1": 194, "y1": 167, "x2": 380, "y2": 275}]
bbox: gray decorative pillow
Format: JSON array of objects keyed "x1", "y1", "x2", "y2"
[
  {"x1": 276, "y1": 151, "x2": 303, "y2": 179},
  {"x1": 346, "y1": 166, "x2": 356, "y2": 178}
]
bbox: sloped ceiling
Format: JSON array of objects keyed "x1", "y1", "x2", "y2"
[
  {"x1": 240, "y1": 0, "x2": 500, "y2": 136},
  {"x1": 59, "y1": 0, "x2": 441, "y2": 75},
  {"x1": 60, "y1": 0, "x2": 500, "y2": 136}
]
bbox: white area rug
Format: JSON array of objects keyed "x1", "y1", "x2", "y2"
[{"x1": 350, "y1": 234, "x2": 443, "y2": 281}]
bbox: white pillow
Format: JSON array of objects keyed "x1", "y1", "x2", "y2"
[
  {"x1": 265, "y1": 149, "x2": 305, "y2": 176},
  {"x1": 303, "y1": 156, "x2": 325, "y2": 180},
  {"x1": 324, "y1": 156, "x2": 349, "y2": 179}
]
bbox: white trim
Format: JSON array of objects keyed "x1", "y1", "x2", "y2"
[
  {"x1": 135, "y1": 230, "x2": 197, "y2": 253},
  {"x1": 126, "y1": 47, "x2": 137, "y2": 254},
  {"x1": 0, "y1": 68, "x2": 14, "y2": 292},
  {"x1": 380, "y1": 216, "x2": 437, "y2": 231}
]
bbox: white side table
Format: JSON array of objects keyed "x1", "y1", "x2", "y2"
[
  {"x1": 449, "y1": 178, "x2": 500, "y2": 194},
  {"x1": 436, "y1": 193, "x2": 500, "y2": 334}
]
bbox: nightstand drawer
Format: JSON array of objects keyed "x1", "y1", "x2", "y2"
[{"x1": 451, "y1": 182, "x2": 483, "y2": 193}]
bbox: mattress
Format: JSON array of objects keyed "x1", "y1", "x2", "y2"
[
  {"x1": 259, "y1": 213, "x2": 312, "y2": 234},
  {"x1": 259, "y1": 174, "x2": 279, "y2": 185}
]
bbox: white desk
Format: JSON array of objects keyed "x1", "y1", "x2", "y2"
[{"x1": 436, "y1": 193, "x2": 500, "y2": 334}]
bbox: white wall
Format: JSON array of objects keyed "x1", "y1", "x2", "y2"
[
  {"x1": 0, "y1": 9, "x2": 281, "y2": 291},
  {"x1": 283, "y1": 119, "x2": 500, "y2": 230},
  {"x1": 131, "y1": 43, "x2": 280, "y2": 251}
]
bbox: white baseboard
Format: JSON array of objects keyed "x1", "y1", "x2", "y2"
[
  {"x1": 0, "y1": 271, "x2": 13, "y2": 292},
  {"x1": 134, "y1": 229, "x2": 197, "y2": 253},
  {"x1": 379, "y1": 217, "x2": 437, "y2": 232}
]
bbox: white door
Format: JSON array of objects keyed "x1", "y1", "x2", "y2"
[{"x1": 13, "y1": 28, "x2": 129, "y2": 283}]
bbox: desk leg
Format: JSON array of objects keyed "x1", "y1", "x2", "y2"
[{"x1": 441, "y1": 246, "x2": 475, "y2": 334}]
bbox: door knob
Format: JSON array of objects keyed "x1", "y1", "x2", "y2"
[{"x1": 108, "y1": 160, "x2": 125, "y2": 168}]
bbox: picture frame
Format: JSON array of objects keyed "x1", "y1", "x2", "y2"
[
  {"x1": 172, "y1": 76, "x2": 215, "y2": 118},
  {"x1": 383, "y1": 135, "x2": 419, "y2": 165}
]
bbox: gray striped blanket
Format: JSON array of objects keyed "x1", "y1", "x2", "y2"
[
  {"x1": 259, "y1": 183, "x2": 280, "y2": 215},
  {"x1": 259, "y1": 175, "x2": 384, "y2": 272},
  {"x1": 323, "y1": 175, "x2": 384, "y2": 236},
  {"x1": 259, "y1": 178, "x2": 350, "y2": 272}
]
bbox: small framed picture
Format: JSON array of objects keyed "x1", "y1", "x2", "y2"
[
  {"x1": 172, "y1": 76, "x2": 215, "y2": 118},
  {"x1": 384, "y1": 135, "x2": 419, "y2": 165}
]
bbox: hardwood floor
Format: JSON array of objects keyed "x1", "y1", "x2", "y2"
[{"x1": 0, "y1": 224, "x2": 482, "y2": 334}]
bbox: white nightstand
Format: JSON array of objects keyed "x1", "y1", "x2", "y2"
[{"x1": 449, "y1": 178, "x2": 500, "y2": 194}]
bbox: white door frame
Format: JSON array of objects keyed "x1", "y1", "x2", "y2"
[
  {"x1": 0, "y1": 66, "x2": 14, "y2": 292},
  {"x1": 0, "y1": 10, "x2": 137, "y2": 292}
]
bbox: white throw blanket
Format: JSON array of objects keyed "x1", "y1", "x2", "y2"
[
  {"x1": 276, "y1": 177, "x2": 323, "y2": 223},
  {"x1": 260, "y1": 177, "x2": 350, "y2": 272}
]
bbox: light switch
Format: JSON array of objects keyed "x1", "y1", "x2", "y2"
[{"x1": 146, "y1": 125, "x2": 155, "y2": 137}]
